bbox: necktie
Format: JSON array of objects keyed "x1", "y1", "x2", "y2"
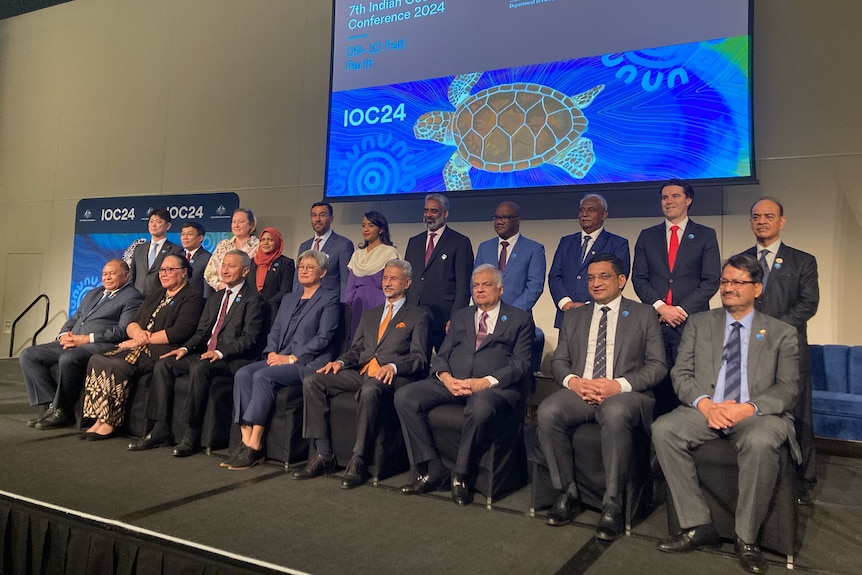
[
  {"x1": 667, "y1": 225, "x2": 680, "y2": 305},
  {"x1": 593, "y1": 306, "x2": 610, "y2": 378},
  {"x1": 759, "y1": 249, "x2": 770, "y2": 291},
  {"x1": 723, "y1": 322, "x2": 743, "y2": 401},
  {"x1": 313, "y1": 237, "x2": 321, "y2": 252},
  {"x1": 148, "y1": 242, "x2": 159, "y2": 268},
  {"x1": 207, "y1": 289, "x2": 232, "y2": 352},
  {"x1": 424, "y1": 232, "x2": 437, "y2": 266},
  {"x1": 475, "y1": 311, "x2": 489, "y2": 350},
  {"x1": 362, "y1": 303, "x2": 394, "y2": 376},
  {"x1": 580, "y1": 235, "x2": 591, "y2": 263},
  {"x1": 498, "y1": 241, "x2": 509, "y2": 272},
  {"x1": 186, "y1": 251, "x2": 192, "y2": 261},
  {"x1": 86, "y1": 291, "x2": 110, "y2": 317}
]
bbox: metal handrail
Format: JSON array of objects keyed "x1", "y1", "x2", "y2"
[{"x1": 9, "y1": 294, "x2": 50, "y2": 357}]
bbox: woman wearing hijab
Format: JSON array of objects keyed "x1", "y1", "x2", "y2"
[{"x1": 249, "y1": 227, "x2": 295, "y2": 327}]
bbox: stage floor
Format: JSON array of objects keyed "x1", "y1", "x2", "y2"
[{"x1": 2, "y1": 359, "x2": 860, "y2": 574}]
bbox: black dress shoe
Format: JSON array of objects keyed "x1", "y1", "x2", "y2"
[
  {"x1": 220, "y1": 444, "x2": 244, "y2": 468},
  {"x1": 78, "y1": 432, "x2": 96, "y2": 440},
  {"x1": 657, "y1": 524, "x2": 721, "y2": 553},
  {"x1": 341, "y1": 458, "x2": 370, "y2": 489},
  {"x1": 228, "y1": 444, "x2": 265, "y2": 470},
  {"x1": 546, "y1": 492, "x2": 580, "y2": 526},
  {"x1": 34, "y1": 408, "x2": 72, "y2": 430},
  {"x1": 400, "y1": 472, "x2": 451, "y2": 495},
  {"x1": 451, "y1": 475, "x2": 474, "y2": 506},
  {"x1": 26, "y1": 405, "x2": 52, "y2": 427},
  {"x1": 595, "y1": 503, "x2": 624, "y2": 542},
  {"x1": 735, "y1": 538, "x2": 768, "y2": 574},
  {"x1": 88, "y1": 430, "x2": 116, "y2": 441},
  {"x1": 293, "y1": 453, "x2": 336, "y2": 480},
  {"x1": 173, "y1": 439, "x2": 201, "y2": 458},
  {"x1": 128, "y1": 433, "x2": 174, "y2": 451},
  {"x1": 796, "y1": 489, "x2": 814, "y2": 506}
]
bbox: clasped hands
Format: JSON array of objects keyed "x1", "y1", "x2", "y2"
[
  {"x1": 117, "y1": 330, "x2": 152, "y2": 350},
  {"x1": 657, "y1": 304, "x2": 688, "y2": 328},
  {"x1": 567, "y1": 376, "x2": 620, "y2": 404},
  {"x1": 317, "y1": 360, "x2": 397, "y2": 385},
  {"x1": 58, "y1": 332, "x2": 88, "y2": 349},
  {"x1": 266, "y1": 352, "x2": 298, "y2": 366},
  {"x1": 696, "y1": 397, "x2": 756, "y2": 429},
  {"x1": 439, "y1": 372, "x2": 490, "y2": 396}
]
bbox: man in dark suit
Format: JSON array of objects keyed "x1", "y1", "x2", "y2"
[
  {"x1": 395, "y1": 264, "x2": 534, "y2": 506},
  {"x1": 229, "y1": 250, "x2": 341, "y2": 470},
  {"x1": 180, "y1": 221, "x2": 213, "y2": 299},
  {"x1": 538, "y1": 254, "x2": 666, "y2": 540},
  {"x1": 21, "y1": 259, "x2": 144, "y2": 429},
  {"x1": 294, "y1": 202, "x2": 354, "y2": 298},
  {"x1": 738, "y1": 197, "x2": 819, "y2": 504},
  {"x1": 654, "y1": 254, "x2": 799, "y2": 574},
  {"x1": 404, "y1": 193, "x2": 474, "y2": 352},
  {"x1": 297, "y1": 259, "x2": 430, "y2": 487},
  {"x1": 548, "y1": 194, "x2": 630, "y2": 328},
  {"x1": 130, "y1": 208, "x2": 184, "y2": 295},
  {"x1": 129, "y1": 250, "x2": 266, "y2": 457},
  {"x1": 632, "y1": 178, "x2": 720, "y2": 415}
]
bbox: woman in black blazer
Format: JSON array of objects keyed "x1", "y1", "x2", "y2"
[{"x1": 249, "y1": 227, "x2": 295, "y2": 327}]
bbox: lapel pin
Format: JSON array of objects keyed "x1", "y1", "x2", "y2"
[
  {"x1": 756, "y1": 329, "x2": 766, "y2": 340},
  {"x1": 501, "y1": 315, "x2": 507, "y2": 322},
  {"x1": 441, "y1": 254, "x2": 447, "y2": 260},
  {"x1": 688, "y1": 233, "x2": 695, "y2": 240},
  {"x1": 622, "y1": 310, "x2": 629, "y2": 317}
]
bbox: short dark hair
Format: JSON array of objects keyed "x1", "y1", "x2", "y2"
[
  {"x1": 660, "y1": 178, "x2": 695, "y2": 202},
  {"x1": 182, "y1": 221, "x2": 205, "y2": 235},
  {"x1": 149, "y1": 208, "x2": 172, "y2": 222},
  {"x1": 162, "y1": 253, "x2": 193, "y2": 278},
  {"x1": 589, "y1": 253, "x2": 626, "y2": 277},
  {"x1": 311, "y1": 202, "x2": 333, "y2": 217},
  {"x1": 750, "y1": 197, "x2": 784, "y2": 217},
  {"x1": 723, "y1": 253, "x2": 763, "y2": 284}
]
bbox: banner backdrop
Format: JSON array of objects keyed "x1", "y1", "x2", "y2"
[{"x1": 71, "y1": 193, "x2": 240, "y2": 314}]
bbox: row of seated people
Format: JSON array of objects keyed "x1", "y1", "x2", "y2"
[{"x1": 20, "y1": 247, "x2": 797, "y2": 574}]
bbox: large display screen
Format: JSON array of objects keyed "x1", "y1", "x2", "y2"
[{"x1": 325, "y1": 0, "x2": 753, "y2": 199}]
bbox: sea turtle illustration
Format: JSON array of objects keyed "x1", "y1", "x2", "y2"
[{"x1": 414, "y1": 72, "x2": 604, "y2": 191}]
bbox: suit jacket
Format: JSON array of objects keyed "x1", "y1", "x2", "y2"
[
  {"x1": 131, "y1": 283, "x2": 203, "y2": 345},
  {"x1": 671, "y1": 309, "x2": 799, "y2": 458},
  {"x1": 632, "y1": 219, "x2": 720, "y2": 316},
  {"x1": 265, "y1": 287, "x2": 341, "y2": 375},
  {"x1": 740, "y1": 243, "x2": 818, "y2": 371},
  {"x1": 62, "y1": 283, "x2": 145, "y2": 344},
  {"x1": 251, "y1": 254, "x2": 295, "y2": 321},
  {"x1": 474, "y1": 235, "x2": 546, "y2": 312},
  {"x1": 339, "y1": 302, "x2": 431, "y2": 378},
  {"x1": 182, "y1": 282, "x2": 266, "y2": 371},
  {"x1": 548, "y1": 229, "x2": 630, "y2": 327},
  {"x1": 404, "y1": 226, "x2": 474, "y2": 326},
  {"x1": 431, "y1": 302, "x2": 534, "y2": 407},
  {"x1": 187, "y1": 247, "x2": 214, "y2": 299},
  {"x1": 294, "y1": 231, "x2": 354, "y2": 298},
  {"x1": 130, "y1": 239, "x2": 184, "y2": 295}
]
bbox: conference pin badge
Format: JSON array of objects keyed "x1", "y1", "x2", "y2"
[
  {"x1": 688, "y1": 233, "x2": 695, "y2": 240},
  {"x1": 441, "y1": 254, "x2": 448, "y2": 260},
  {"x1": 622, "y1": 310, "x2": 630, "y2": 317},
  {"x1": 756, "y1": 329, "x2": 766, "y2": 341},
  {"x1": 501, "y1": 315, "x2": 508, "y2": 322},
  {"x1": 774, "y1": 257, "x2": 783, "y2": 269}
]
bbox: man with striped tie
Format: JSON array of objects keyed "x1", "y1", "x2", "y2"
[
  {"x1": 537, "y1": 254, "x2": 666, "y2": 540},
  {"x1": 654, "y1": 254, "x2": 799, "y2": 574}
]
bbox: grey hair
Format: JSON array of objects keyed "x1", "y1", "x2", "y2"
[
  {"x1": 298, "y1": 249, "x2": 328, "y2": 271},
  {"x1": 472, "y1": 263, "x2": 503, "y2": 289},
  {"x1": 425, "y1": 193, "x2": 449, "y2": 211},
  {"x1": 224, "y1": 249, "x2": 251, "y2": 269},
  {"x1": 384, "y1": 258, "x2": 412, "y2": 279},
  {"x1": 580, "y1": 193, "x2": 608, "y2": 212}
]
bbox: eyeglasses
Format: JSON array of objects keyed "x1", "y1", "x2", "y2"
[
  {"x1": 491, "y1": 215, "x2": 518, "y2": 221},
  {"x1": 297, "y1": 265, "x2": 320, "y2": 272},
  {"x1": 158, "y1": 267, "x2": 182, "y2": 274},
  {"x1": 586, "y1": 273, "x2": 617, "y2": 282},
  {"x1": 719, "y1": 279, "x2": 757, "y2": 287}
]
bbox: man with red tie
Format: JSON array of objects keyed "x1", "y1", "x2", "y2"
[
  {"x1": 632, "y1": 178, "x2": 721, "y2": 416},
  {"x1": 296, "y1": 259, "x2": 430, "y2": 487},
  {"x1": 179, "y1": 221, "x2": 213, "y2": 299}
]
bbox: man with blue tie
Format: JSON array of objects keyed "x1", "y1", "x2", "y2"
[
  {"x1": 21, "y1": 259, "x2": 144, "y2": 429},
  {"x1": 654, "y1": 254, "x2": 799, "y2": 574},
  {"x1": 130, "y1": 208, "x2": 184, "y2": 296},
  {"x1": 548, "y1": 194, "x2": 630, "y2": 329}
]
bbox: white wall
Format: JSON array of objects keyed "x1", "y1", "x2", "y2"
[{"x1": 0, "y1": 0, "x2": 860, "y2": 360}]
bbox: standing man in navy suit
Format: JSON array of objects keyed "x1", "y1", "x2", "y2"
[
  {"x1": 404, "y1": 193, "x2": 474, "y2": 353},
  {"x1": 21, "y1": 259, "x2": 144, "y2": 429},
  {"x1": 294, "y1": 202, "x2": 354, "y2": 299},
  {"x1": 130, "y1": 208, "x2": 184, "y2": 296},
  {"x1": 179, "y1": 221, "x2": 213, "y2": 299},
  {"x1": 738, "y1": 197, "x2": 819, "y2": 504},
  {"x1": 632, "y1": 178, "x2": 720, "y2": 415},
  {"x1": 549, "y1": 194, "x2": 630, "y2": 329}
]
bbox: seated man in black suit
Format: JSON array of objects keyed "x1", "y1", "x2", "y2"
[
  {"x1": 129, "y1": 250, "x2": 265, "y2": 456},
  {"x1": 394, "y1": 264, "x2": 534, "y2": 506},
  {"x1": 21, "y1": 259, "x2": 144, "y2": 430},
  {"x1": 537, "y1": 254, "x2": 666, "y2": 540},
  {"x1": 653, "y1": 254, "x2": 799, "y2": 574},
  {"x1": 298, "y1": 259, "x2": 430, "y2": 487}
]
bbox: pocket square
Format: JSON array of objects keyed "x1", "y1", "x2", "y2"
[{"x1": 395, "y1": 322, "x2": 407, "y2": 328}]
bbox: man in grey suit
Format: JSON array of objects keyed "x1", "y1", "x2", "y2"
[
  {"x1": 294, "y1": 202, "x2": 354, "y2": 298},
  {"x1": 130, "y1": 208, "x2": 184, "y2": 295},
  {"x1": 654, "y1": 254, "x2": 799, "y2": 575},
  {"x1": 21, "y1": 259, "x2": 144, "y2": 429},
  {"x1": 738, "y1": 197, "x2": 819, "y2": 505},
  {"x1": 537, "y1": 254, "x2": 666, "y2": 540},
  {"x1": 179, "y1": 221, "x2": 213, "y2": 299},
  {"x1": 298, "y1": 259, "x2": 430, "y2": 488}
]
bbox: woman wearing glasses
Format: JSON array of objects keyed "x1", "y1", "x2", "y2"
[{"x1": 80, "y1": 254, "x2": 203, "y2": 439}]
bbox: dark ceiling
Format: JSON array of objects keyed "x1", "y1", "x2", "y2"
[{"x1": 1, "y1": 0, "x2": 73, "y2": 21}]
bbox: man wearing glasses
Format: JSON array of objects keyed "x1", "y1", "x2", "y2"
[{"x1": 653, "y1": 254, "x2": 799, "y2": 574}]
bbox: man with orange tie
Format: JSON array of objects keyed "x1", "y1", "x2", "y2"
[
  {"x1": 297, "y1": 259, "x2": 430, "y2": 487},
  {"x1": 632, "y1": 178, "x2": 720, "y2": 416}
]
